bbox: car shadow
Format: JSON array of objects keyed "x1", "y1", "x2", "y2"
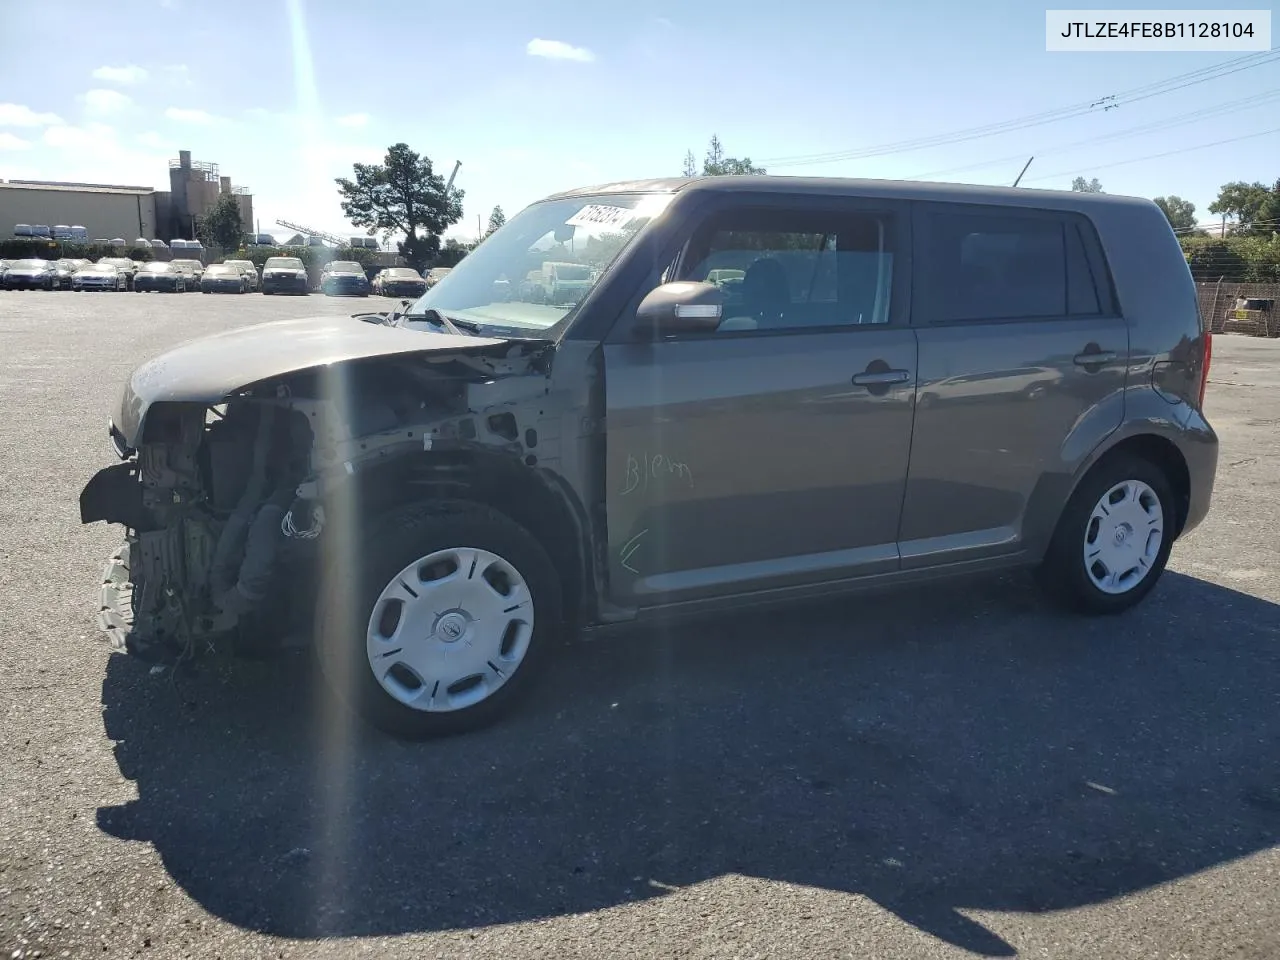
[{"x1": 97, "y1": 570, "x2": 1280, "y2": 955}]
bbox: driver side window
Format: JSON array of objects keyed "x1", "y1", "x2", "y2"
[{"x1": 679, "y1": 206, "x2": 896, "y2": 332}]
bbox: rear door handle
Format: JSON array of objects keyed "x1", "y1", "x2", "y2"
[
  {"x1": 852, "y1": 369, "x2": 910, "y2": 386},
  {"x1": 1074, "y1": 350, "x2": 1117, "y2": 366}
]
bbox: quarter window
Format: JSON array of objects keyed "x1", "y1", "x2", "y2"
[
  {"x1": 679, "y1": 208, "x2": 896, "y2": 331},
  {"x1": 921, "y1": 210, "x2": 1107, "y2": 322}
]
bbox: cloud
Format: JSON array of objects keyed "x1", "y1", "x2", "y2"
[
  {"x1": 43, "y1": 123, "x2": 114, "y2": 149},
  {"x1": 136, "y1": 130, "x2": 174, "y2": 150},
  {"x1": 35, "y1": 122, "x2": 173, "y2": 187},
  {"x1": 92, "y1": 64, "x2": 148, "y2": 85},
  {"x1": 0, "y1": 103, "x2": 64, "y2": 127},
  {"x1": 161, "y1": 64, "x2": 193, "y2": 86},
  {"x1": 335, "y1": 112, "x2": 369, "y2": 128},
  {"x1": 164, "y1": 107, "x2": 222, "y2": 124},
  {"x1": 0, "y1": 132, "x2": 32, "y2": 150},
  {"x1": 526, "y1": 38, "x2": 595, "y2": 62},
  {"x1": 82, "y1": 89, "x2": 133, "y2": 115}
]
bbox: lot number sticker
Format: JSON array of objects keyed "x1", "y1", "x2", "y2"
[{"x1": 566, "y1": 204, "x2": 635, "y2": 230}]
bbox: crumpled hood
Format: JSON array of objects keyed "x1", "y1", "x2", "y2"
[{"x1": 116, "y1": 316, "x2": 506, "y2": 446}]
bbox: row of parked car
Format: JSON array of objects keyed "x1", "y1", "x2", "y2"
[
  {"x1": 13, "y1": 224, "x2": 206, "y2": 251},
  {"x1": 0, "y1": 255, "x2": 451, "y2": 297}
]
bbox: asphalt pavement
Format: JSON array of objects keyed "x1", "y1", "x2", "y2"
[{"x1": 2, "y1": 288, "x2": 1279, "y2": 960}]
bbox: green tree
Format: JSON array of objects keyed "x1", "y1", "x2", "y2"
[
  {"x1": 436, "y1": 237, "x2": 474, "y2": 268},
  {"x1": 196, "y1": 194, "x2": 244, "y2": 251},
  {"x1": 485, "y1": 205, "x2": 506, "y2": 237},
  {"x1": 1208, "y1": 181, "x2": 1274, "y2": 233},
  {"x1": 1071, "y1": 176, "x2": 1104, "y2": 193},
  {"x1": 1251, "y1": 180, "x2": 1280, "y2": 235},
  {"x1": 1179, "y1": 232, "x2": 1280, "y2": 282},
  {"x1": 335, "y1": 143, "x2": 464, "y2": 270},
  {"x1": 1153, "y1": 195, "x2": 1197, "y2": 232},
  {"x1": 682, "y1": 149, "x2": 698, "y2": 178},
  {"x1": 682, "y1": 135, "x2": 766, "y2": 176}
]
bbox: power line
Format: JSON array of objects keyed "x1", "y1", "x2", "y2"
[
  {"x1": 758, "y1": 51, "x2": 1280, "y2": 168},
  {"x1": 1024, "y1": 127, "x2": 1280, "y2": 183},
  {"x1": 904, "y1": 87, "x2": 1280, "y2": 181},
  {"x1": 1173, "y1": 217, "x2": 1280, "y2": 235}
]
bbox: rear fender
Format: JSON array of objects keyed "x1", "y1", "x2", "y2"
[{"x1": 1022, "y1": 385, "x2": 1200, "y2": 557}]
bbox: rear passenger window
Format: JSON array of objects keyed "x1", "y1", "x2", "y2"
[
  {"x1": 921, "y1": 210, "x2": 1106, "y2": 322},
  {"x1": 924, "y1": 213, "x2": 1064, "y2": 321},
  {"x1": 680, "y1": 207, "x2": 896, "y2": 330}
]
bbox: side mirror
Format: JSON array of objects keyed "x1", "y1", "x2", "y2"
[{"x1": 634, "y1": 281, "x2": 724, "y2": 337}]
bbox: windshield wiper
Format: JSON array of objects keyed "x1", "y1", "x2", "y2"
[{"x1": 401, "y1": 308, "x2": 482, "y2": 336}]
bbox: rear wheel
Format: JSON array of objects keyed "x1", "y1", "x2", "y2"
[
  {"x1": 315, "y1": 500, "x2": 562, "y2": 739},
  {"x1": 1037, "y1": 454, "x2": 1176, "y2": 614}
]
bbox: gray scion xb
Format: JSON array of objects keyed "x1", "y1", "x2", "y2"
[{"x1": 80, "y1": 176, "x2": 1217, "y2": 739}]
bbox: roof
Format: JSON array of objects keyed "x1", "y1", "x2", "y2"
[
  {"x1": 0, "y1": 179, "x2": 155, "y2": 195},
  {"x1": 542, "y1": 175, "x2": 1154, "y2": 212}
]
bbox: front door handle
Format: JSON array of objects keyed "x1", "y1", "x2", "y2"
[
  {"x1": 1073, "y1": 350, "x2": 1117, "y2": 367},
  {"x1": 852, "y1": 369, "x2": 910, "y2": 386}
]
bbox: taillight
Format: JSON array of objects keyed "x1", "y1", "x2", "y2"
[{"x1": 1198, "y1": 331, "x2": 1212, "y2": 409}]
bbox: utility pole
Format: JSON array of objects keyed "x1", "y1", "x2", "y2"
[{"x1": 1012, "y1": 156, "x2": 1034, "y2": 188}]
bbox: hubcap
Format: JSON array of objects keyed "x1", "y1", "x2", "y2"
[
  {"x1": 366, "y1": 547, "x2": 535, "y2": 712},
  {"x1": 1083, "y1": 479, "x2": 1164, "y2": 595}
]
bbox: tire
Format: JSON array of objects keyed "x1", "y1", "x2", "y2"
[
  {"x1": 1036, "y1": 453, "x2": 1176, "y2": 615},
  {"x1": 315, "y1": 499, "x2": 563, "y2": 739}
]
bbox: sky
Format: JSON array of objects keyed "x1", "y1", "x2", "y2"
[{"x1": 0, "y1": 0, "x2": 1276, "y2": 244}]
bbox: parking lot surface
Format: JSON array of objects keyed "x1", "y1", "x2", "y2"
[{"x1": 2, "y1": 289, "x2": 1279, "y2": 960}]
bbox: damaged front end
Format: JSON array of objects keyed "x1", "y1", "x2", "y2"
[{"x1": 80, "y1": 317, "x2": 560, "y2": 663}]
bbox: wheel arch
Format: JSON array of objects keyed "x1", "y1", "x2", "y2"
[
  {"x1": 348, "y1": 447, "x2": 594, "y2": 629},
  {"x1": 1025, "y1": 425, "x2": 1193, "y2": 561},
  {"x1": 1089, "y1": 433, "x2": 1191, "y2": 537}
]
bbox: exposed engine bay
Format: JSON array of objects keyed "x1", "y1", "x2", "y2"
[{"x1": 82, "y1": 340, "x2": 562, "y2": 663}]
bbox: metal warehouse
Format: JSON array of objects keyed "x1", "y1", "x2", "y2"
[{"x1": 1, "y1": 149, "x2": 253, "y2": 243}]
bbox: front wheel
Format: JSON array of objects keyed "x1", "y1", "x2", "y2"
[
  {"x1": 1037, "y1": 454, "x2": 1176, "y2": 615},
  {"x1": 315, "y1": 500, "x2": 563, "y2": 739}
]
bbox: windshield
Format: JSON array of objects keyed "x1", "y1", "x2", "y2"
[
  {"x1": 14, "y1": 259, "x2": 48, "y2": 269},
  {"x1": 142, "y1": 263, "x2": 172, "y2": 273},
  {"x1": 83, "y1": 264, "x2": 114, "y2": 273},
  {"x1": 206, "y1": 265, "x2": 236, "y2": 276},
  {"x1": 385, "y1": 268, "x2": 419, "y2": 279},
  {"x1": 327, "y1": 261, "x2": 362, "y2": 273},
  {"x1": 265, "y1": 257, "x2": 303, "y2": 270},
  {"x1": 403, "y1": 192, "x2": 673, "y2": 335}
]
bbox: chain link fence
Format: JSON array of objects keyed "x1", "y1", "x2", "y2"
[{"x1": 1196, "y1": 281, "x2": 1280, "y2": 336}]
